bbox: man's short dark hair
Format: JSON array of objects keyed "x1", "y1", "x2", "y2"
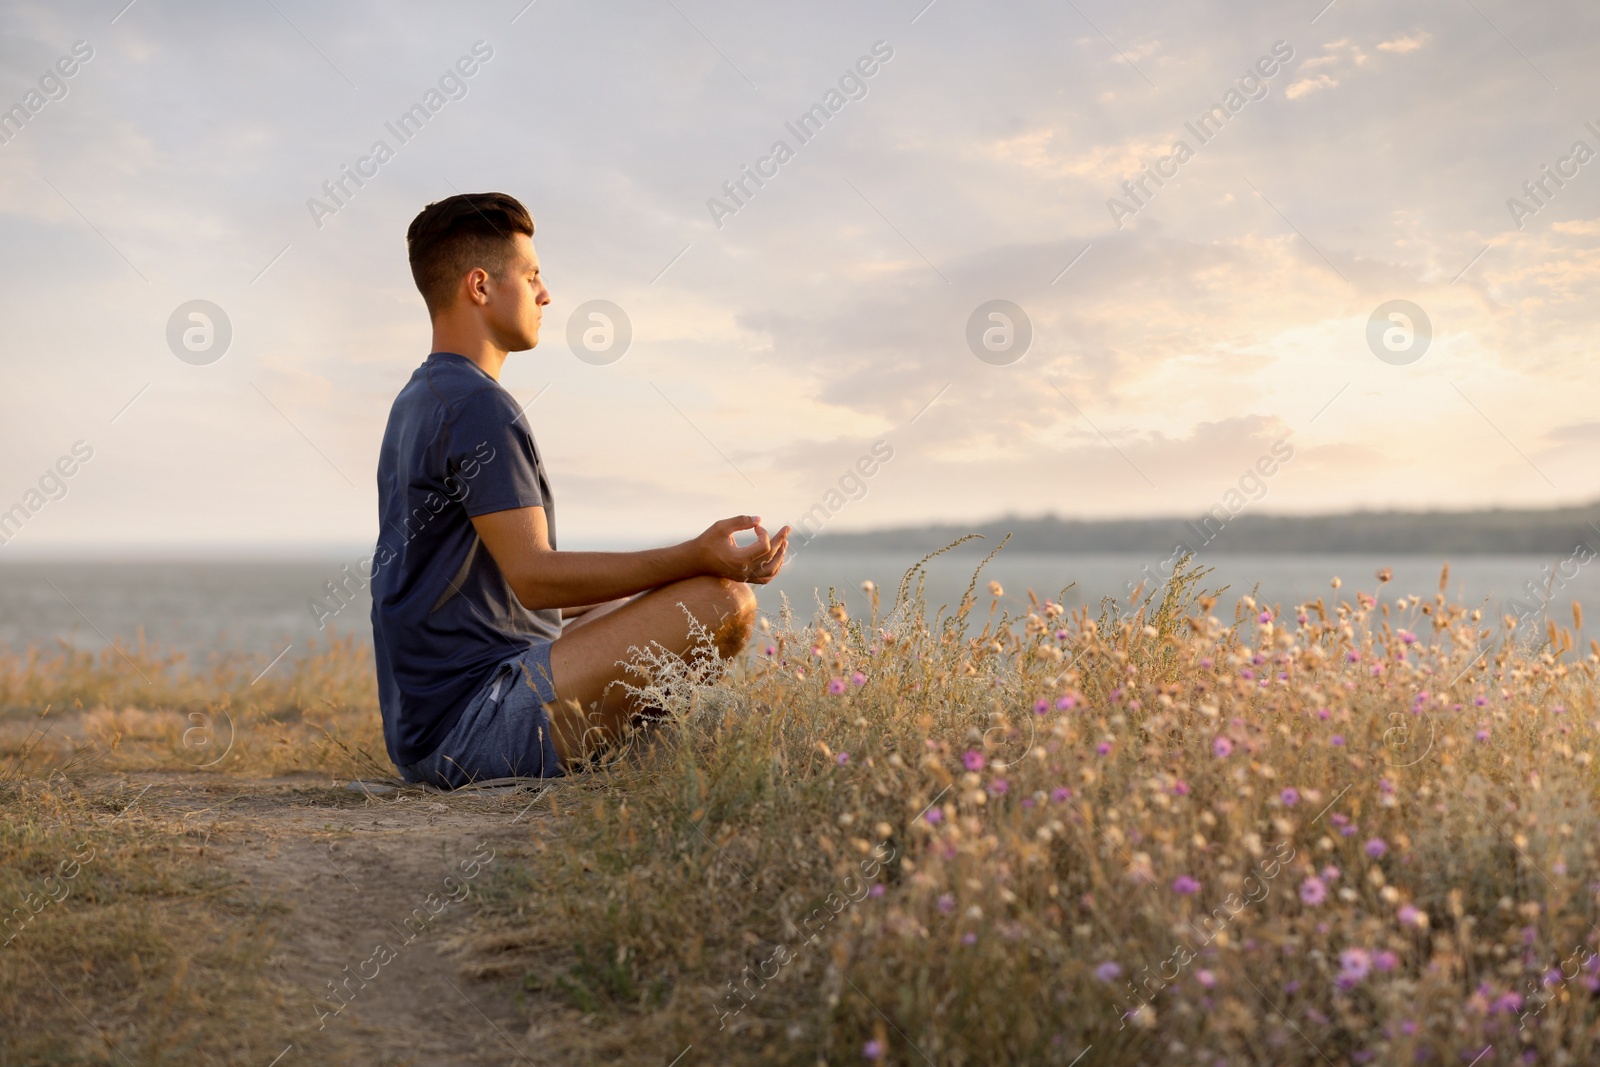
[{"x1": 406, "y1": 192, "x2": 535, "y2": 316}]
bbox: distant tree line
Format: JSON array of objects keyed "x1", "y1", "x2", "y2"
[{"x1": 805, "y1": 504, "x2": 1600, "y2": 555}]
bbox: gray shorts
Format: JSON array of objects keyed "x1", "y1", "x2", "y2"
[{"x1": 399, "y1": 642, "x2": 564, "y2": 789}]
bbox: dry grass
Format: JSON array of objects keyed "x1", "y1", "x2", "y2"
[
  {"x1": 458, "y1": 552, "x2": 1600, "y2": 1066},
  {"x1": 0, "y1": 629, "x2": 387, "y2": 781},
  {"x1": 0, "y1": 777, "x2": 293, "y2": 1065},
  {"x1": 4, "y1": 552, "x2": 1600, "y2": 1065}
]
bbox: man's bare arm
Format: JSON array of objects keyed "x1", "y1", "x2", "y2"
[{"x1": 471, "y1": 506, "x2": 789, "y2": 612}]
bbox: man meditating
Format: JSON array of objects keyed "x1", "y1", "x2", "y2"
[{"x1": 371, "y1": 192, "x2": 789, "y2": 789}]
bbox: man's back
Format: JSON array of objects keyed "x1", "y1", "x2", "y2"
[{"x1": 370, "y1": 351, "x2": 560, "y2": 766}]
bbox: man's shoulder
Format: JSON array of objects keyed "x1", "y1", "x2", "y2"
[{"x1": 398, "y1": 358, "x2": 516, "y2": 421}]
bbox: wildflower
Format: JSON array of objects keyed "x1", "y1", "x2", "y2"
[
  {"x1": 1172, "y1": 780, "x2": 1190, "y2": 796},
  {"x1": 1398, "y1": 630, "x2": 1417, "y2": 645},
  {"x1": 1365, "y1": 838, "x2": 1388, "y2": 859},
  {"x1": 1172, "y1": 875, "x2": 1201, "y2": 895},
  {"x1": 1213, "y1": 736, "x2": 1234, "y2": 758},
  {"x1": 828, "y1": 678, "x2": 847, "y2": 695},
  {"x1": 1397, "y1": 904, "x2": 1427, "y2": 928},
  {"x1": 836, "y1": 752, "x2": 850, "y2": 766},
  {"x1": 1330, "y1": 735, "x2": 1345, "y2": 747},
  {"x1": 925, "y1": 808, "x2": 944, "y2": 825},
  {"x1": 1096, "y1": 742, "x2": 1112, "y2": 756},
  {"x1": 1474, "y1": 695, "x2": 1487, "y2": 706},
  {"x1": 1057, "y1": 695, "x2": 1077, "y2": 710},
  {"x1": 961, "y1": 932, "x2": 977, "y2": 946},
  {"x1": 851, "y1": 671, "x2": 867, "y2": 687},
  {"x1": 1337, "y1": 947, "x2": 1376, "y2": 979},
  {"x1": 988, "y1": 779, "x2": 1009, "y2": 796},
  {"x1": 1259, "y1": 610, "x2": 1273, "y2": 624},
  {"x1": 1321, "y1": 866, "x2": 1340, "y2": 882},
  {"x1": 1196, "y1": 969, "x2": 1216, "y2": 988},
  {"x1": 963, "y1": 750, "x2": 985, "y2": 772},
  {"x1": 1280, "y1": 787, "x2": 1300, "y2": 806},
  {"x1": 1476, "y1": 729, "x2": 1490, "y2": 742},
  {"x1": 1300, "y1": 877, "x2": 1327, "y2": 905},
  {"x1": 1199, "y1": 657, "x2": 1213, "y2": 668},
  {"x1": 1021, "y1": 797, "x2": 1035, "y2": 809},
  {"x1": 1374, "y1": 950, "x2": 1398, "y2": 972},
  {"x1": 863, "y1": 1040, "x2": 885, "y2": 1060},
  {"x1": 937, "y1": 893, "x2": 955, "y2": 914},
  {"x1": 1035, "y1": 698, "x2": 1050, "y2": 714},
  {"x1": 1051, "y1": 787, "x2": 1073, "y2": 803},
  {"x1": 1055, "y1": 628, "x2": 1069, "y2": 641},
  {"x1": 1240, "y1": 669, "x2": 1255, "y2": 680},
  {"x1": 764, "y1": 645, "x2": 777, "y2": 656},
  {"x1": 869, "y1": 884, "x2": 886, "y2": 899},
  {"x1": 1094, "y1": 961, "x2": 1122, "y2": 982},
  {"x1": 1347, "y1": 651, "x2": 1360, "y2": 663},
  {"x1": 1491, "y1": 991, "x2": 1523, "y2": 1014}
]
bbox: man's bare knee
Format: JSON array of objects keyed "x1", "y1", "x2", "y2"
[{"x1": 679, "y1": 576, "x2": 755, "y2": 658}]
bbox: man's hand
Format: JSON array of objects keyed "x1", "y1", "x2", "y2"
[{"x1": 693, "y1": 515, "x2": 790, "y2": 586}]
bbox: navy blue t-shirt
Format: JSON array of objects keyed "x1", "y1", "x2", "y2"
[{"x1": 370, "y1": 352, "x2": 562, "y2": 766}]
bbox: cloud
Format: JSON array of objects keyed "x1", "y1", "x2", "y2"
[{"x1": 1377, "y1": 33, "x2": 1430, "y2": 54}]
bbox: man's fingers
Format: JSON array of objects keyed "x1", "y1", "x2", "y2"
[{"x1": 713, "y1": 514, "x2": 760, "y2": 536}]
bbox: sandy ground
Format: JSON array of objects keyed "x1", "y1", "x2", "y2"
[{"x1": 99, "y1": 770, "x2": 561, "y2": 1067}]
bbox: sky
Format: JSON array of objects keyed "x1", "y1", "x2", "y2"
[{"x1": 1, "y1": 0, "x2": 1597, "y2": 554}]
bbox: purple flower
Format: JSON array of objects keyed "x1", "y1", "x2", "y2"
[
  {"x1": 1196, "y1": 969, "x2": 1216, "y2": 988},
  {"x1": 988, "y1": 778, "x2": 1009, "y2": 796},
  {"x1": 1300, "y1": 877, "x2": 1327, "y2": 906},
  {"x1": 1365, "y1": 838, "x2": 1388, "y2": 859},
  {"x1": 1213, "y1": 736, "x2": 1234, "y2": 758},
  {"x1": 836, "y1": 752, "x2": 850, "y2": 766},
  {"x1": 851, "y1": 671, "x2": 867, "y2": 687},
  {"x1": 864, "y1": 1040, "x2": 885, "y2": 1060},
  {"x1": 1094, "y1": 961, "x2": 1122, "y2": 982},
  {"x1": 1240, "y1": 668, "x2": 1255, "y2": 680},
  {"x1": 1051, "y1": 787, "x2": 1073, "y2": 803},
  {"x1": 1399, "y1": 630, "x2": 1417, "y2": 645},
  {"x1": 1057, "y1": 694, "x2": 1077, "y2": 710},
  {"x1": 1321, "y1": 865, "x2": 1341, "y2": 882},
  {"x1": 1397, "y1": 904, "x2": 1422, "y2": 927},
  {"x1": 1474, "y1": 695, "x2": 1488, "y2": 706},
  {"x1": 1199, "y1": 657, "x2": 1213, "y2": 669},
  {"x1": 963, "y1": 750, "x2": 985, "y2": 772},
  {"x1": 1172, "y1": 780, "x2": 1190, "y2": 796},
  {"x1": 764, "y1": 644, "x2": 777, "y2": 656},
  {"x1": 1096, "y1": 742, "x2": 1112, "y2": 756},
  {"x1": 1259, "y1": 610, "x2": 1273, "y2": 624},
  {"x1": 1280, "y1": 787, "x2": 1300, "y2": 806},
  {"x1": 1172, "y1": 875, "x2": 1201, "y2": 895},
  {"x1": 1330, "y1": 734, "x2": 1345, "y2": 747},
  {"x1": 1476, "y1": 729, "x2": 1490, "y2": 742},
  {"x1": 1034, "y1": 698, "x2": 1050, "y2": 714},
  {"x1": 1491, "y1": 992, "x2": 1523, "y2": 1014},
  {"x1": 960, "y1": 931, "x2": 977, "y2": 946},
  {"x1": 937, "y1": 893, "x2": 955, "y2": 914},
  {"x1": 1339, "y1": 948, "x2": 1372, "y2": 981},
  {"x1": 1374, "y1": 950, "x2": 1398, "y2": 972},
  {"x1": 869, "y1": 884, "x2": 886, "y2": 899},
  {"x1": 828, "y1": 677, "x2": 847, "y2": 695},
  {"x1": 925, "y1": 808, "x2": 944, "y2": 825}
]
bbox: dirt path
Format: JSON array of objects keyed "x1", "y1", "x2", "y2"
[{"x1": 113, "y1": 770, "x2": 557, "y2": 1067}]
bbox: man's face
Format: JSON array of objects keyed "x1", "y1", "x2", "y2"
[{"x1": 483, "y1": 233, "x2": 551, "y2": 352}]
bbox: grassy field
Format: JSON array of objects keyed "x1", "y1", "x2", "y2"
[{"x1": 4, "y1": 550, "x2": 1599, "y2": 1065}]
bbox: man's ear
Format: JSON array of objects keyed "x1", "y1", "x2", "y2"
[{"x1": 464, "y1": 267, "x2": 491, "y2": 306}]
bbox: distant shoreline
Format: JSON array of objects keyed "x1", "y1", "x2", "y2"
[{"x1": 803, "y1": 503, "x2": 1600, "y2": 556}]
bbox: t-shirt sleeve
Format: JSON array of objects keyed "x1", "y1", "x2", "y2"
[{"x1": 444, "y1": 386, "x2": 546, "y2": 517}]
